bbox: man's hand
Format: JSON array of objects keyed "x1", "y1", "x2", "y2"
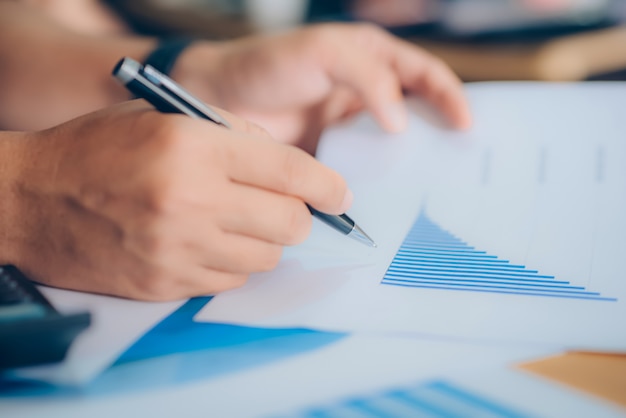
[
  {"x1": 3, "y1": 101, "x2": 351, "y2": 301},
  {"x1": 174, "y1": 23, "x2": 472, "y2": 153}
]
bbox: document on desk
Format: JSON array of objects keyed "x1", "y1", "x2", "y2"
[{"x1": 197, "y1": 83, "x2": 626, "y2": 351}]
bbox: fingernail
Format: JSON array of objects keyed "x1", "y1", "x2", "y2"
[
  {"x1": 384, "y1": 102, "x2": 408, "y2": 133},
  {"x1": 339, "y1": 189, "x2": 354, "y2": 213}
]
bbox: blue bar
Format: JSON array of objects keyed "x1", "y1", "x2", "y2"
[
  {"x1": 425, "y1": 380, "x2": 534, "y2": 418},
  {"x1": 391, "y1": 261, "x2": 537, "y2": 273},
  {"x1": 410, "y1": 223, "x2": 458, "y2": 230},
  {"x1": 399, "y1": 244, "x2": 486, "y2": 254},
  {"x1": 387, "y1": 390, "x2": 460, "y2": 418},
  {"x1": 387, "y1": 266, "x2": 555, "y2": 279},
  {"x1": 383, "y1": 274, "x2": 584, "y2": 295},
  {"x1": 405, "y1": 232, "x2": 465, "y2": 242},
  {"x1": 385, "y1": 270, "x2": 559, "y2": 284},
  {"x1": 400, "y1": 240, "x2": 474, "y2": 249},
  {"x1": 414, "y1": 223, "x2": 455, "y2": 233},
  {"x1": 393, "y1": 256, "x2": 519, "y2": 267},
  {"x1": 407, "y1": 231, "x2": 463, "y2": 243},
  {"x1": 344, "y1": 399, "x2": 399, "y2": 418},
  {"x1": 397, "y1": 250, "x2": 499, "y2": 259},
  {"x1": 394, "y1": 254, "x2": 507, "y2": 263},
  {"x1": 381, "y1": 281, "x2": 617, "y2": 301}
]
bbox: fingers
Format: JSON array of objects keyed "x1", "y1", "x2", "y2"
[
  {"x1": 135, "y1": 264, "x2": 250, "y2": 301},
  {"x1": 202, "y1": 232, "x2": 284, "y2": 274},
  {"x1": 317, "y1": 24, "x2": 471, "y2": 131},
  {"x1": 217, "y1": 182, "x2": 316, "y2": 245},
  {"x1": 174, "y1": 268, "x2": 249, "y2": 298},
  {"x1": 177, "y1": 107, "x2": 353, "y2": 215},
  {"x1": 222, "y1": 133, "x2": 353, "y2": 215},
  {"x1": 391, "y1": 39, "x2": 472, "y2": 130},
  {"x1": 319, "y1": 26, "x2": 407, "y2": 133}
]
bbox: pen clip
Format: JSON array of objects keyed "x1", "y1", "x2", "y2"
[
  {"x1": 142, "y1": 65, "x2": 231, "y2": 129},
  {"x1": 112, "y1": 57, "x2": 231, "y2": 128}
]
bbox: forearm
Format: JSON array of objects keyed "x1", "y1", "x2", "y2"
[{"x1": 0, "y1": 1, "x2": 156, "y2": 131}]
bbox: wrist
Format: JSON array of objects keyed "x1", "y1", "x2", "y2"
[
  {"x1": 0, "y1": 132, "x2": 33, "y2": 266},
  {"x1": 168, "y1": 41, "x2": 226, "y2": 106}
]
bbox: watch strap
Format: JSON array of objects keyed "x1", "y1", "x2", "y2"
[{"x1": 142, "y1": 38, "x2": 194, "y2": 76}]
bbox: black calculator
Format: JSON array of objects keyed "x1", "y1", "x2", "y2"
[{"x1": 0, "y1": 265, "x2": 91, "y2": 370}]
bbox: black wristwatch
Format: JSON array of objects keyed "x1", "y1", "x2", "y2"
[{"x1": 142, "y1": 38, "x2": 195, "y2": 76}]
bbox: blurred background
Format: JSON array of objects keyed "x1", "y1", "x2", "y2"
[{"x1": 22, "y1": 0, "x2": 626, "y2": 81}]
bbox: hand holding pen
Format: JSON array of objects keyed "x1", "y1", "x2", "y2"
[
  {"x1": 5, "y1": 62, "x2": 371, "y2": 302},
  {"x1": 113, "y1": 57, "x2": 376, "y2": 247}
]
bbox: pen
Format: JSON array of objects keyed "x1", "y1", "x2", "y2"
[{"x1": 112, "y1": 57, "x2": 376, "y2": 247}]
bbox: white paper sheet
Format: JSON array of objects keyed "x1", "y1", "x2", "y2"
[
  {"x1": 197, "y1": 82, "x2": 626, "y2": 351},
  {"x1": 11, "y1": 287, "x2": 183, "y2": 385}
]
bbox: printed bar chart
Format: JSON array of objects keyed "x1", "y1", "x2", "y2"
[
  {"x1": 286, "y1": 379, "x2": 533, "y2": 418},
  {"x1": 382, "y1": 211, "x2": 616, "y2": 302}
]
